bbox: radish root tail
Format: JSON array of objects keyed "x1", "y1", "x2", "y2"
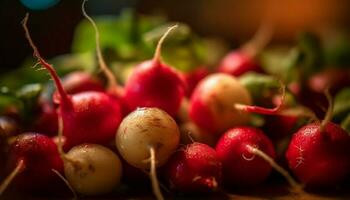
[
  {"x1": 57, "y1": 113, "x2": 80, "y2": 167},
  {"x1": 241, "y1": 20, "x2": 274, "y2": 57},
  {"x1": 149, "y1": 147, "x2": 164, "y2": 200},
  {"x1": 234, "y1": 82, "x2": 285, "y2": 115},
  {"x1": 154, "y1": 24, "x2": 178, "y2": 62},
  {"x1": 57, "y1": 115, "x2": 64, "y2": 156},
  {"x1": 320, "y1": 88, "x2": 333, "y2": 133},
  {"x1": 22, "y1": 13, "x2": 70, "y2": 104},
  {"x1": 82, "y1": 0, "x2": 120, "y2": 94},
  {"x1": 246, "y1": 145, "x2": 303, "y2": 193},
  {"x1": 0, "y1": 159, "x2": 25, "y2": 195},
  {"x1": 52, "y1": 169, "x2": 77, "y2": 200}
]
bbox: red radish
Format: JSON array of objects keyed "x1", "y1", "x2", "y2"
[
  {"x1": 216, "y1": 126, "x2": 301, "y2": 191},
  {"x1": 32, "y1": 101, "x2": 58, "y2": 136},
  {"x1": 286, "y1": 122, "x2": 350, "y2": 187},
  {"x1": 123, "y1": 25, "x2": 186, "y2": 117},
  {"x1": 0, "y1": 133, "x2": 63, "y2": 194},
  {"x1": 53, "y1": 71, "x2": 104, "y2": 104},
  {"x1": 189, "y1": 73, "x2": 252, "y2": 134},
  {"x1": 22, "y1": 14, "x2": 122, "y2": 150},
  {"x1": 184, "y1": 67, "x2": 209, "y2": 97},
  {"x1": 285, "y1": 92, "x2": 350, "y2": 187},
  {"x1": 61, "y1": 71, "x2": 104, "y2": 94},
  {"x1": 164, "y1": 142, "x2": 222, "y2": 193},
  {"x1": 116, "y1": 107, "x2": 180, "y2": 200},
  {"x1": 263, "y1": 114, "x2": 298, "y2": 140},
  {"x1": 215, "y1": 127, "x2": 275, "y2": 186},
  {"x1": 307, "y1": 68, "x2": 350, "y2": 95},
  {"x1": 218, "y1": 22, "x2": 272, "y2": 76},
  {"x1": 218, "y1": 51, "x2": 261, "y2": 77}
]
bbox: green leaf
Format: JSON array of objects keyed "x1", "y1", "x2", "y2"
[
  {"x1": 341, "y1": 114, "x2": 350, "y2": 133},
  {"x1": 239, "y1": 72, "x2": 281, "y2": 106},
  {"x1": 71, "y1": 11, "x2": 223, "y2": 73},
  {"x1": 324, "y1": 32, "x2": 350, "y2": 67},
  {"x1": 16, "y1": 84, "x2": 42, "y2": 100},
  {"x1": 259, "y1": 47, "x2": 300, "y2": 83},
  {"x1": 260, "y1": 32, "x2": 324, "y2": 83},
  {"x1": 296, "y1": 32, "x2": 324, "y2": 78},
  {"x1": 333, "y1": 87, "x2": 350, "y2": 122},
  {"x1": 340, "y1": 113, "x2": 350, "y2": 133},
  {"x1": 50, "y1": 53, "x2": 95, "y2": 72},
  {"x1": 15, "y1": 84, "x2": 43, "y2": 122},
  {"x1": 0, "y1": 87, "x2": 22, "y2": 114},
  {"x1": 72, "y1": 9, "x2": 165, "y2": 61},
  {"x1": 0, "y1": 53, "x2": 94, "y2": 91},
  {"x1": 0, "y1": 58, "x2": 49, "y2": 90}
]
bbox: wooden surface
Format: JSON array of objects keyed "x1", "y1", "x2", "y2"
[{"x1": 1, "y1": 181, "x2": 349, "y2": 200}]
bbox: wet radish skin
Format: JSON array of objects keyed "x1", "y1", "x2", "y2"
[
  {"x1": 6, "y1": 133, "x2": 64, "y2": 191},
  {"x1": 216, "y1": 127, "x2": 275, "y2": 187},
  {"x1": 285, "y1": 122, "x2": 350, "y2": 187},
  {"x1": 164, "y1": 142, "x2": 222, "y2": 193},
  {"x1": 61, "y1": 91, "x2": 122, "y2": 150},
  {"x1": 123, "y1": 60, "x2": 185, "y2": 117}
]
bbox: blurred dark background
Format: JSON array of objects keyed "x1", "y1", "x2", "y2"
[{"x1": 1, "y1": 0, "x2": 350, "y2": 74}]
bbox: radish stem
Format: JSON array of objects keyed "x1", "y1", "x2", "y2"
[
  {"x1": 153, "y1": 25, "x2": 178, "y2": 63},
  {"x1": 320, "y1": 88, "x2": 333, "y2": 133},
  {"x1": 57, "y1": 113, "x2": 81, "y2": 166},
  {"x1": 241, "y1": 20, "x2": 274, "y2": 57},
  {"x1": 52, "y1": 169, "x2": 77, "y2": 199},
  {"x1": 81, "y1": 0, "x2": 121, "y2": 94},
  {"x1": 149, "y1": 147, "x2": 164, "y2": 200},
  {"x1": 234, "y1": 83, "x2": 285, "y2": 115},
  {"x1": 246, "y1": 145, "x2": 303, "y2": 192},
  {"x1": 0, "y1": 159, "x2": 25, "y2": 195},
  {"x1": 22, "y1": 13, "x2": 70, "y2": 105}
]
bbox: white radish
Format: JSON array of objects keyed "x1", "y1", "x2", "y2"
[
  {"x1": 63, "y1": 144, "x2": 122, "y2": 196},
  {"x1": 189, "y1": 73, "x2": 252, "y2": 134},
  {"x1": 116, "y1": 107, "x2": 180, "y2": 200}
]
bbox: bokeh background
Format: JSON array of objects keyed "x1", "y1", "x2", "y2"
[{"x1": 1, "y1": 0, "x2": 350, "y2": 73}]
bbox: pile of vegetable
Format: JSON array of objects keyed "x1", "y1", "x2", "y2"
[{"x1": 0, "y1": 1, "x2": 349, "y2": 199}]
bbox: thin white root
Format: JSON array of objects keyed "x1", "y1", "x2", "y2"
[
  {"x1": 82, "y1": 0, "x2": 119, "y2": 92},
  {"x1": 246, "y1": 145, "x2": 303, "y2": 192},
  {"x1": 0, "y1": 159, "x2": 25, "y2": 195},
  {"x1": 149, "y1": 147, "x2": 164, "y2": 200},
  {"x1": 57, "y1": 115, "x2": 64, "y2": 156},
  {"x1": 22, "y1": 13, "x2": 69, "y2": 103},
  {"x1": 241, "y1": 20, "x2": 274, "y2": 57},
  {"x1": 154, "y1": 25, "x2": 178, "y2": 62},
  {"x1": 52, "y1": 169, "x2": 77, "y2": 200},
  {"x1": 320, "y1": 88, "x2": 333, "y2": 133},
  {"x1": 57, "y1": 112, "x2": 80, "y2": 167}
]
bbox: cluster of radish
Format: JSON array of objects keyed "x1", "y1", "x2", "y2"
[{"x1": 0, "y1": 1, "x2": 349, "y2": 199}]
